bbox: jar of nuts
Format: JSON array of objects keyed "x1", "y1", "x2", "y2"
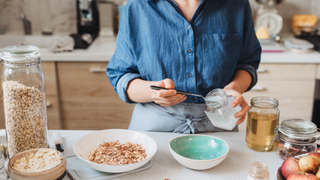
[
  {"x1": 0, "y1": 45, "x2": 49, "y2": 158},
  {"x1": 272, "y1": 119, "x2": 320, "y2": 161}
]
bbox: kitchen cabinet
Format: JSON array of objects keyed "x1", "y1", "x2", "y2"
[
  {"x1": 57, "y1": 62, "x2": 135, "y2": 130},
  {"x1": 239, "y1": 64, "x2": 317, "y2": 132},
  {"x1": 0, "y1": 62, "x2": 62, "y2": 130},
  {"x1": 41, "y1": 62, "x2": 62, "y2": 130}
]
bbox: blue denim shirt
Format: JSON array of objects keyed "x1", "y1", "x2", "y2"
[{"x1": 107, "y1": 0, "x2": 261, "y2": 104}]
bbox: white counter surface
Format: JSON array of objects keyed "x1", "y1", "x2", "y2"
[
  {"x1": 0, "y1": 130, "x2": 283, "y2": 180},
  {"x1": 50, "y1": 37, "x2": 320, "y2": 63},
  {"x1": 0, "y1": 34, "x2": 319, "y2": 63},
  {"x1": 40, "y1": 37, "x2": 118, "y2": 62}
]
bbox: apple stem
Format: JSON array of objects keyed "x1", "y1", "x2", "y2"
[{"x1": 294, "y1": 158, "x2": 299, "y2": 162}]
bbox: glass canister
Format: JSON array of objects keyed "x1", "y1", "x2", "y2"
[
  {"x1": 204, "y1": 89, "x2": 242, "y2": 130},
  {"x1": 273, "y1": 118, "x2": 319, "y2": 160},
  {"x1": 246, "y1": 96, "x2": 280, "y2": 152},
  {"x1": 0, "y1": 45, "x2": 49, "y2": 158}
]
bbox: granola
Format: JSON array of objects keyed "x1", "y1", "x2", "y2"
[
  {"x1": 89, "y1": 140, "x2": 147, "y2": 165},
  {"x1": 3, "y1": 81, "x2": 48, "y2": 158},
  {"x1": 12, "y1": 149, "x2": 62, "y2": 172}
]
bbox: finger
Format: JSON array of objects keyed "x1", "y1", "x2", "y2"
[
  {"x1": 153, "y1": 89, "x2": 176, "y2": 98},
  {"x1": 162, "y1": 78, "x2": 175, "y2": 89},
  {"x1": 154, "y1": 94, "x2": 185, "y2": 104},
  {"x1": 235, "y1": 102, "x2": 249, "y2": 119},
  {"x1": 154, "y1": 95, "x2": 186, "y2": 106},
  {"x1": 159, "y1": 96, "x2": 186, "y2": 107},
  {"x1": 231, "y1": 96, "x2": 242, "y2": 108},
  {"x1": 237, "y1": 115, "x2": 246, "y2": 125}
]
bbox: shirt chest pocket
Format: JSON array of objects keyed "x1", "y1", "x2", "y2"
[{"x1": 202, "y1": 33, "x2": 242, "y2": 78}]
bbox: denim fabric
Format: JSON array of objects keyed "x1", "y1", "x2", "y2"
[{"x1": 107, "y1": 0, "x2": 261, "y2": 104}]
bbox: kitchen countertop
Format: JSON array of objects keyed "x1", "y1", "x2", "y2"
[
  {"x1": 0, "y1": 130, "x2": 283, "y2": 180},
  {"x1": 0, "y1": 33, "x2": 319, "y2": 63},
  {"x1": 48, "y1": 36, "x2": 320, "y2": 63},
  {"x1": 40, "y1": 36, "x2": 118, "y2": 62}
]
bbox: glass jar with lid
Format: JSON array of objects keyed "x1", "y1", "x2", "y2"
[
  {"x1": 204, "y1": 88, "x2": 242, "y2": 130},
  {"x1": 273, "y1": 118, "x2": 319, "y2": 160},
  {"x1": 0, "y1": 45, "x2": 49, "y2": 158},
  {"x1": 246, "y1": 96, "x2": 280, "y2": 152}
]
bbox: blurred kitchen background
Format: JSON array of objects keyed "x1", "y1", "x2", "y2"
[
  {"x1": 0, "y1": 0, "x2": 319, "y2": 132},
  {"x1": 0, "y1": 0, "x2": 319, "y2": 35}
]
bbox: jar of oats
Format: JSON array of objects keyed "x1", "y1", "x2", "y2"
[{"x1": 0, "y1": 45, "x2": 49, "y2": 158}]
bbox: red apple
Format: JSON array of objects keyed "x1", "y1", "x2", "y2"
[
  {"x1": 309, "y1": 152, "x2": 320, "y2": 164},
  {"x1": 315, "y1": 168, "x2": 320, "y2": 179},
  {"x1": 299, "y1": 156, "x2": 319, "y2": 174},
  {"x1": 281, "y1": 157, "x2": 301, "y2": 179},
  {"x1": 287, "y1": 171, "x2": 319, "y2": 180}
]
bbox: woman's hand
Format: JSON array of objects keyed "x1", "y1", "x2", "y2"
[
  {"x1": 223, "y1": 87, "x2": 249, "y2": 125},
  {"x1": 151, "y1": 78, "x2": 186, "y2": 107}
]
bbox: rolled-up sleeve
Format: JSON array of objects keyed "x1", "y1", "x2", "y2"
[
  {"x1": 236, "y1": 0, "x2": 261, "y2": 91},
  {"x1": 106, "y1": 6, "x2": 140, "y2": 104}
]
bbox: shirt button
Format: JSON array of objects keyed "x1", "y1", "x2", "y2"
[
  {"x1": 187, "y1": 49, "x2": 192, "y2": 53},
  {"x1": 191, "y1": 97, "x2": 195, "y2": 101},
  {"x1": 187, "y1": 25, "x2": 191, "y2": 29},
  {"x1": 188, "y1": 73, "x2": 192, "y2": 77}
]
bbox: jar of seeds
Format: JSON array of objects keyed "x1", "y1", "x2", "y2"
[{"x1": 0, "y1": 45, "x2": 49, "y2": 158}]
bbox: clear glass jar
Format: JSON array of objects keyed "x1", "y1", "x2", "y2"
[
  {"x1": 246, "y1": 97, "x2": 280, "y2": 152},
  {"x1": 204, "y1": 89, "x2": 241, "y2": 130},
  {"x1": 247, "y1": 161, "x2": 269, "y2": 180},
  {"x1": 273, "y1": 118, "x2": 319, "y2": 160},
  {"x1": 0, "y1": 45, "x2": 49, "y2": 158},
  {"x1": 0, "y1": 149, "x2": 9, "y2": 180}
]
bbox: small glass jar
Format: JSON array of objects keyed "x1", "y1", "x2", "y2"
[
  {"x1": 204, "y1": 89, "x2": 241, "y2": 130},
  {"x1": 247, "y1": 161, "x2": 269, "y2": 180},
  {"x1": 246, "y1": 97, "x2": 280, "y2": 152},
  {"x1": 273, "y1": 118, "x2": 319, "y2": 160},
  {"x1": 0, "y1": 149, "x2": 9, "y2": 180},
  {"x1": 1, "y1": 45, "x2": 49, "y2": 158}
]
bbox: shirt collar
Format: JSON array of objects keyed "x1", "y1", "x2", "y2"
[{"x1": 147, "y1": 0, "x2": 207, "y2": 3}]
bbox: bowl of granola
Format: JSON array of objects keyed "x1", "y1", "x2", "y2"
[
  {"x1": 8, "y1": 148, "x2": 67, "y2": 180},
  {"x1": 73, "y1": 129, "x2": 157, "y2": 173}
]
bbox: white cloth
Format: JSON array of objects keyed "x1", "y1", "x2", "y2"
[{"x1": 49, "y1": 36, "x2": 74, "y2": 53}]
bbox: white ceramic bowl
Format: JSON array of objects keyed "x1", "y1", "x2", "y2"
[
  {"x1": 169, "y1": 135, "x2": 229, "y2": 170},
  {"x1": 73, "y1": 129, "x2": 157, "y2": 173}
]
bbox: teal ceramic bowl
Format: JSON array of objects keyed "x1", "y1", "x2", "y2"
[{"x1": 169, "y1": 135, "x2": 229, "y2": 170}]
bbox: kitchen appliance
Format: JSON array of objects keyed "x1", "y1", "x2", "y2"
[
  {"x1": 291, "y1": 14, "x2": 318, "y2": 36},
  {"x1": 71, "y1": 0, "x2": 100, "y2": 49},
  {"x1": 297, "y1": 30, "x2": 320, "y2": 52},
  {"x1": 99, "y1": 1, "x2": 115, "y2": 37},
  {"x1": 312, "y1": 80, "x2": 320, "y2": 126},
  {"x1": 254, "y1": 0, "x2": 284, "y2": 36}
]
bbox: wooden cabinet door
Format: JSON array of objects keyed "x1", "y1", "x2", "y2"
[
  {"x1": 57, "y1": 62, "x2": 135, "y2": 130},
  {"x1": 238, "y1": 63, "x2": 317, "y2": 132}
]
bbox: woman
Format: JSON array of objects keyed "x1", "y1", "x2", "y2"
[{"x1": 107, "y1": 0, "x2": 261, "y2": 133}]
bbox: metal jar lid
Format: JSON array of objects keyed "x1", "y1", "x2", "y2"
[
  {"x1": 279, "y1": 119, "x2": 318, "y2": 140},
  {"x1": 271, "y1": 119, "x2": 319, "y2": 147}
]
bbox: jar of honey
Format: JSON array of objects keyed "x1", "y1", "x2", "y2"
[{"x1": 246, "y1": 97, "x2": 280, "y2": 152}]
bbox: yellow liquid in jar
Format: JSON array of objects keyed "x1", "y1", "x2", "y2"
[{"x1": 246, "y1": 112, "x2": 279, "y2": 152}]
